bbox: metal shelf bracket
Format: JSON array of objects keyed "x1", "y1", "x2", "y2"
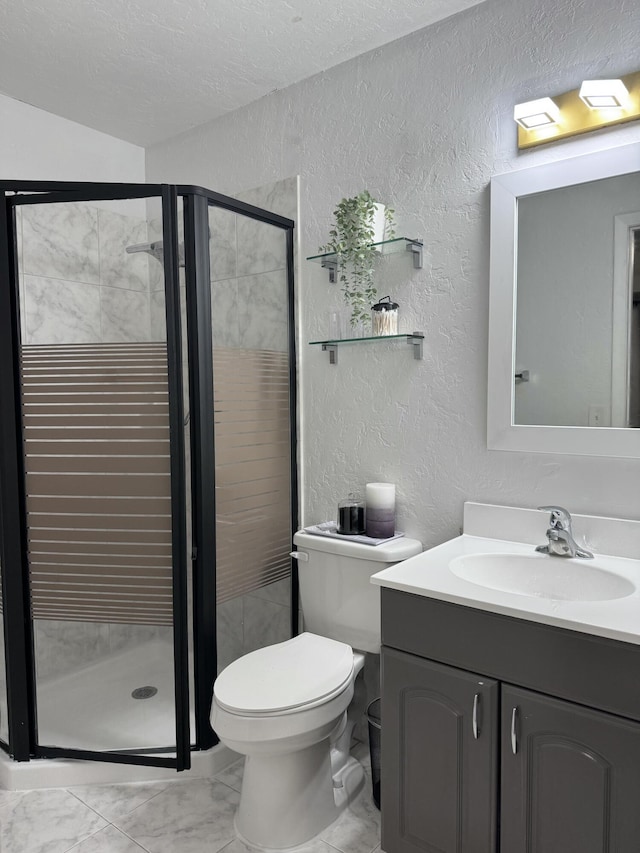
[
  {"x1": 322, "y1": 343, "x2": 339, "y2": 364},
  {"x1": 408, "y1": 333, "x2": 424, "y2": 360},
  {"x1": 406, "y1": 241, "x2": 423, "y2": 269},
  {"x1": 322, "y1": 259, "x2": 337, "y2": 284}
]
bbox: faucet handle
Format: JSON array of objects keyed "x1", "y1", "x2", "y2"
[{"x1": 538, "y1": 505, "x2": 572, "y2": 529}]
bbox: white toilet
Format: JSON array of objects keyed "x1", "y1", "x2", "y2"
[{"x1": 211, "y1": 530, "x2": 422, "y2": 850}]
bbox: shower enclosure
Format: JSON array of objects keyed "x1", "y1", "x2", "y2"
[{"x1": 0, "y1": 181, "x2": 297, "y2": 772}]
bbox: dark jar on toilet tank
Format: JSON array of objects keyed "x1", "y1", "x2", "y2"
[{"x1": 337, "y1": 495, "x2": 366, "y2": 535}]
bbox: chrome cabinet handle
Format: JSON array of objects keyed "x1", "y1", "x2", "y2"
[
  {"x1": 511, "y1": 707, "x2": 518, "y2": 755},
  {"x1": 472, "y1": 693, "x2": 481, "y2": 739}
]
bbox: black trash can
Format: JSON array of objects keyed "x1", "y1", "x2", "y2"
[{"x1": 367, "y1": 698, "x2": 381, "y2": 810}]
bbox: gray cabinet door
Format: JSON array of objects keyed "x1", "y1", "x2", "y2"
[
  {"x1": 382, "y1": 647, "x2": 498, "y2": 853},
  {"x1": 501, "y1": 685, "x2": 640, "y2": 852}
]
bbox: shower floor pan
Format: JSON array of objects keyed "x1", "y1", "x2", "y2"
[{"x1": 36, "y1": 638, "x2": 195, "y2": 753}]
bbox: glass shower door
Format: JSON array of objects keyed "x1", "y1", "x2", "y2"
[
  {"x1": 208, "y1": 201, "x2": 296, "y2": 671},
  {"x1": 6, "y1": 185, "x2": 190, "y2": 768}
]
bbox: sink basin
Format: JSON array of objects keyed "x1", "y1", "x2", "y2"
[{"x1": 449, "y1": 553, "x2": 636, "y2": 602}]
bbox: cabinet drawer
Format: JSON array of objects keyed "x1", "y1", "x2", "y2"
[{"x1": 382, "y1": 588, "x2": 640, "y2": 722}]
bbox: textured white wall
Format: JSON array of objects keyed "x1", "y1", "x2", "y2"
[
  {"x1": 147, "y1": 0, "x2": 640, "y2": 549},
  {"x1": 0, "y1": 92, "x2": 144, "y2": 183}
]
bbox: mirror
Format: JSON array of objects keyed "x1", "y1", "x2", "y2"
[
  {"x1": 515, "y1": 174, "x2": 640, "y2": 428},
  {"x1": 488, "y1": 142, "x2": 640, "y2": 457}
]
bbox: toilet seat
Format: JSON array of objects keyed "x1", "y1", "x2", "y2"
[{"x1": 214, "y1": 632, "x2": 354, "y2": 715}]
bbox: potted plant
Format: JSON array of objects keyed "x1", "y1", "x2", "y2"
[{"x1": 320, "y1": 191, "x2": 395, "y2": 330}]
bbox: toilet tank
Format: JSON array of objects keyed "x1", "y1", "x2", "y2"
[{"x1": 292, "y1": 531, "x2": 422, "y2": 654}]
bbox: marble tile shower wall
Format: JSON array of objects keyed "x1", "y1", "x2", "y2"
[
  {"x1": 18, "y1": 202, "x2": 152, "y2": 345},
  {"x1": 16, "y1": 200, "x2": 172, "y2": 682}
]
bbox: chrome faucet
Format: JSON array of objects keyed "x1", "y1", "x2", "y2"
[{"x1": 536, "y1": 506, "x2": 594, "y2": 559}]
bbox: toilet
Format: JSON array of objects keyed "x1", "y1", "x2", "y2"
[{"x1": 210, "y1": 530, "x2": 422, "y2": 849}]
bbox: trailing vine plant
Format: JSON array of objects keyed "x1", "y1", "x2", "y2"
[{"x1": 320, "y1": 191, "x2": 395, "y2": 329}]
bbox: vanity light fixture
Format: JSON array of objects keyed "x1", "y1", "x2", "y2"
[
  {"x1": 513, "y1": 97, "x2": 560, "y2": 130},
  {"x1": 579, "y1": 79, "x2": 629, "y2": 109},
  {"x1": 515, "y1": 70, "x2": 640, "y2": 149}
]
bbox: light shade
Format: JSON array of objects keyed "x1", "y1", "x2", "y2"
[
  {"x1": 579, "y1": 79, "x2": 629, "y2": 109},
  {"x1": 513, "y1": 97, "x2": 561, "y2": 130}
]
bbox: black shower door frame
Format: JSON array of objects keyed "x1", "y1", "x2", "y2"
[{"x1": 0, "y1": 181, "x2": 297, "y2": 771}]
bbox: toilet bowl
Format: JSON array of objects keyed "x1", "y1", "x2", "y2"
[
  {"x1": 211, "y1": 531, "x2": 423, "y2": 850},
  {"x1": 211, "y1": 633, "x2": 365, "y2": 849}
]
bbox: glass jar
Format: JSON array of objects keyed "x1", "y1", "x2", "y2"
[
  {"x1": 371, "y1": 296, "x2": 399, "y2": 336},
  {"x1": 337, "y1": 493, "x2": 366, "y2": 535}
]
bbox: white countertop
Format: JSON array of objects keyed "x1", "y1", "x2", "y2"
[{"x1": 371, "y1": 533, "x2": 640, "y2": 646}]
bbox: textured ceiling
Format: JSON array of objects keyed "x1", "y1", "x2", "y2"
[{"x1": 0, "y1": 0, "x2": 487, "y2": 146}]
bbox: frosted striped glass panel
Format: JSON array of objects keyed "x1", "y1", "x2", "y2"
[
  {"x1": 21, "y1": 343, "x2": 173, "y2": 625},
  {"x1": 214, "y1": 346, "x2": 291, "y2": 604}
]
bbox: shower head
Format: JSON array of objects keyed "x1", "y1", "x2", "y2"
[
  {"x1": 125, "y1": 240, "x2": 165, "y2": 262},
  {"x1": 125, "y1": 239, "x2": 185, "y2": 267}
]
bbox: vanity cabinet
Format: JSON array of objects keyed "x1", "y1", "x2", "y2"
[{"x1": 381, "y1": 589, "x2": 640, "y2": 853}]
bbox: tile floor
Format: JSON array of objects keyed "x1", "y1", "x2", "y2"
[{"x1": 0, "y1": 744, "x2": 381, "y2": 853}]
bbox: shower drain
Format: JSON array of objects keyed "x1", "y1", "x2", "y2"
[{"x1": 131, "y1": 686, "x2": 158, "y2": 700}]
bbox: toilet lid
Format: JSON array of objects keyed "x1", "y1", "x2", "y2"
[{"x1": 214, "y1": 633, "x2": 354, "y2": 714}]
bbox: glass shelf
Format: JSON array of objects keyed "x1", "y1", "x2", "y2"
[
  {"x1": 307, "y1": 237, "x2": 423, "y2": 282},
  {"x1": 309, "y1": 332, "x2": 424, "y2": 365}
]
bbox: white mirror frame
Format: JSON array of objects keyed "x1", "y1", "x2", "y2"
[{"x1": 488, "y1": 142, "x2": 640, "y2": 458}]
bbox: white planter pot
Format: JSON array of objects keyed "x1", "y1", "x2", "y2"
[{"x1": 371, "y1": 203, "x2": 388, "y2": 248}]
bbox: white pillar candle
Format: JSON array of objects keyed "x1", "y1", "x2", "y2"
[
  {"x1": 365, "y1": 483, "x2": 396, "y2": 509},
  {"x1": 365, "y1": 483, "x2": 396, "y2": 539}
]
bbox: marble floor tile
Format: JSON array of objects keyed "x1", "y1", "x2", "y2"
[
  {"x1": 219, "y1": 835, "x2": 336, "y2": 853},
  {"x1": 319, "y1": 770, "x2": 381, "y2": 853},
  {"x1": 0, "y1": 788, "x2": 107, "y2": 853},
  {"x1": 0, "y1": 742, "x2": 379, "y2": 853},
  {"x1": 66, "y1": 823, "x2": 149, "y2": 852},
  {"x1": 214, "y1": 758, "x2": 244, "y2": 793},
  {"x1": 0, "y1": 788, "x2": 26, "y2": 810},
  {"x1": 114, "y1": 778, "x2": 239, "y2": 853},
  {"x1": 68, "y1": 780, "x2": 170, "y2": 821}
]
